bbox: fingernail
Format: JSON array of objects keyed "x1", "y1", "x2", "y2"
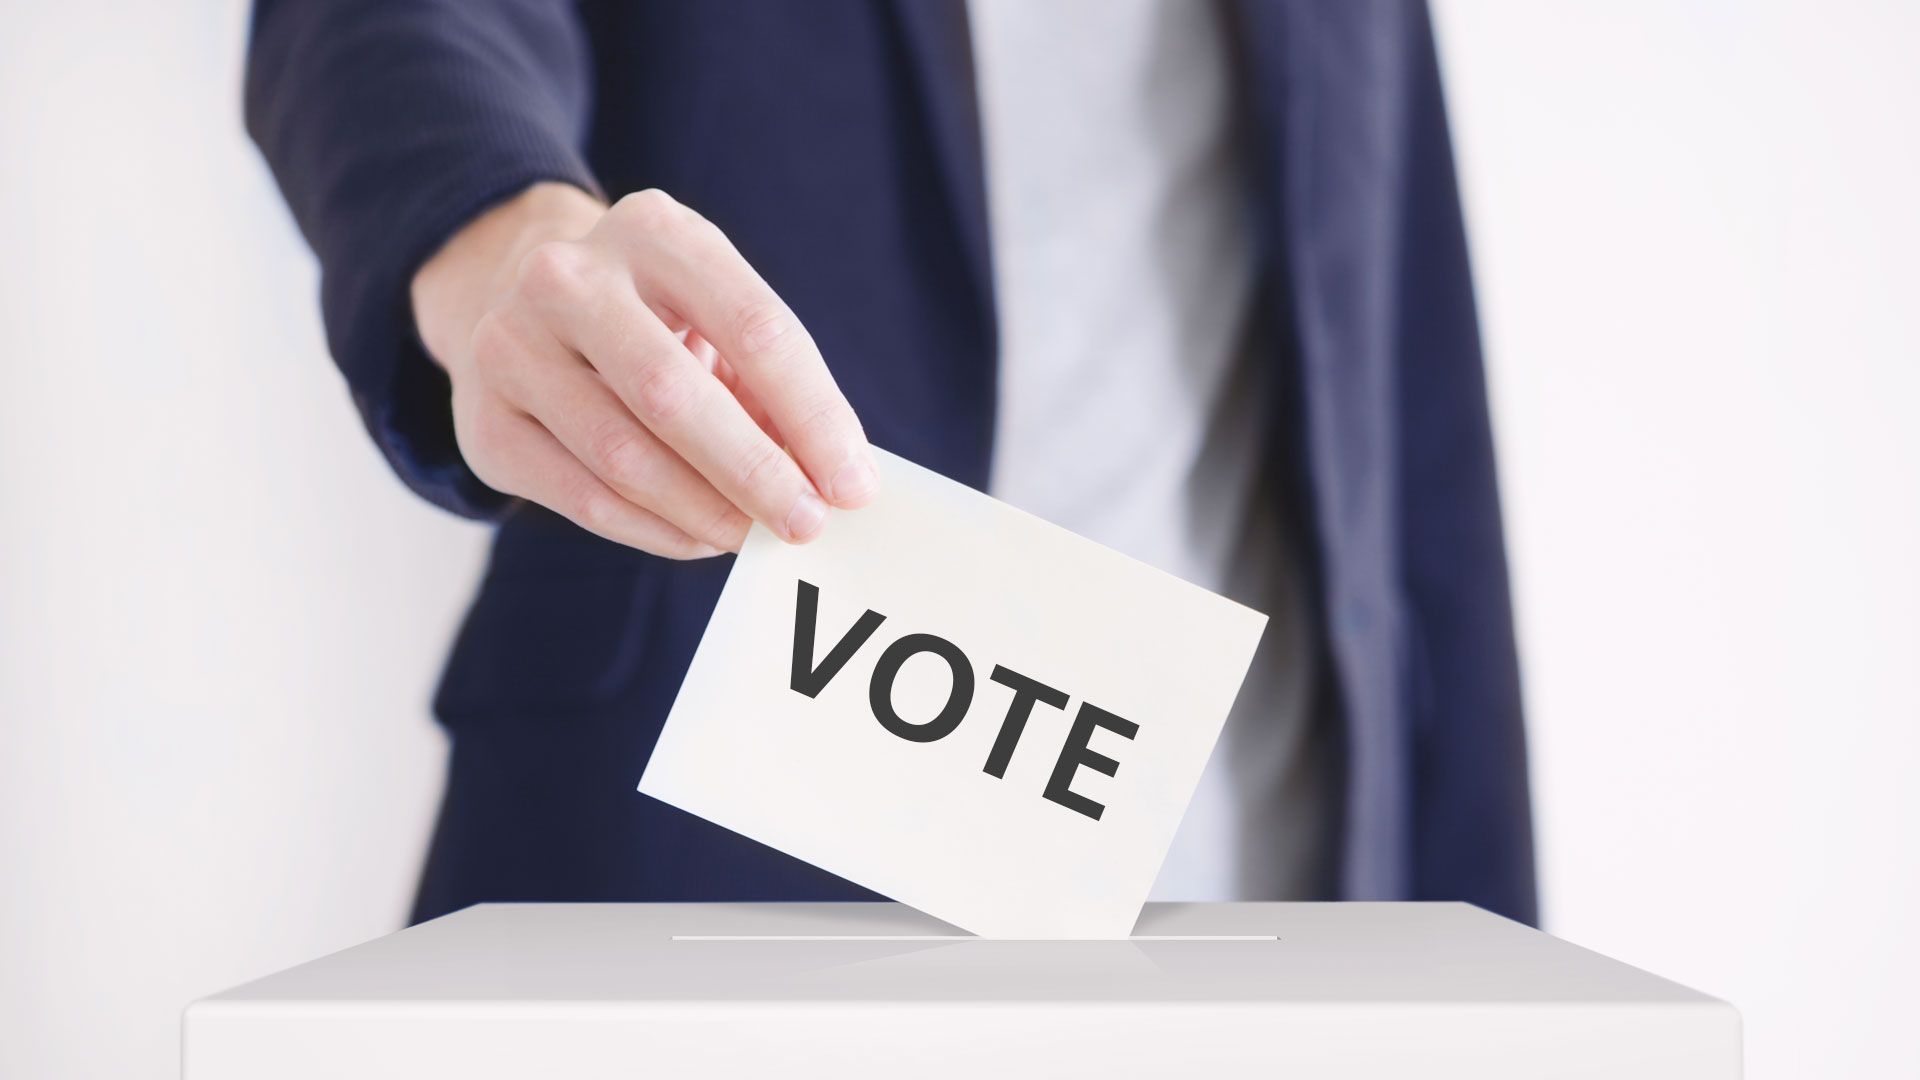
[
  {"x1": 829, "y1": 457, "x2": 879, "y2": 505},
  {"x1": 785, "y1": 492, "x2": 829, "y2": 542}
]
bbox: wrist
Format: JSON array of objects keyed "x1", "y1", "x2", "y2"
[{"x1": 411, "y1": 181, "x2": 607, "y2": 374}]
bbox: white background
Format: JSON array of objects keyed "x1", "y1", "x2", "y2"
[
  {"x1": 0, "y1": 2, "x2": 1913, "y2": 1077},
  {"x1": 1435, "y1": 4, "x2": 1920, "y2": 1076}
]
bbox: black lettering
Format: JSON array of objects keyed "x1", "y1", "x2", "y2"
[
  {"x1": 790, "y1": 580, "x2": 886, "y2": 698},
  {"x1": 981, "y1": 665, "x2": 1070, "y2": 778},
  {"x1": 868, "y1": 633, "x2": 975, "y2": 743},
  {"x1": 1043, "y1": 702, "x2": 1138, "y2": 821}
]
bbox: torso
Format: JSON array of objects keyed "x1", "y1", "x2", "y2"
[{"x1": 969, "y1": 0, "x2": 1328, "y2": 900}]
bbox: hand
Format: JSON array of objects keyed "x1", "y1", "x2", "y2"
[{"x1": 410, "y1": 183, "x2": 878, "y2": 558}]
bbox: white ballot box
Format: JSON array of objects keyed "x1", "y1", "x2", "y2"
[{"x1": 185, "y1": 902, "x2": 1739, "y2": 1079}]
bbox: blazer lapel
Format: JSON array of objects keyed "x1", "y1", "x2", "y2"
[{"x1": 889, "y1": 0, "x2": 997, "y2": 346}]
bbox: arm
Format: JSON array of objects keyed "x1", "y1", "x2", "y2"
[
  {"x1": 245, "y1": 0, "x2": 600, "y2": 520},
  {"x1": 246, "y1": 1, "x2": 875, "y2": 551}
]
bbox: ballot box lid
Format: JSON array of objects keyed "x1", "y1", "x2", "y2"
[{"x1": 198, "y1": 901, "x2": 1722, "y2": 1007}]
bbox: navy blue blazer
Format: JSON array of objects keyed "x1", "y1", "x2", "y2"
[{"x1": 246, "y1": 0, "x2": 1536, "y2": 926}]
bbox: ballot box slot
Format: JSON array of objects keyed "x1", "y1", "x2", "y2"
[{"x1": 669, "y1": 934, "x2": 1279, "y2": 941}]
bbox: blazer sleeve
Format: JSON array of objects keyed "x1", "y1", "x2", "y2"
[{"x1": 244, "y1": 0, "x2": 603, "y2": 519}]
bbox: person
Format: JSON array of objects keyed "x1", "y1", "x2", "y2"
[{"x1": 245, "y1": 0, "x2": 1536, "y2": 926}]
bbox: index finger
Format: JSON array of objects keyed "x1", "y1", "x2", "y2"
[{"x1": 603, "y1": 191, "x2": 879, "y2": 509}]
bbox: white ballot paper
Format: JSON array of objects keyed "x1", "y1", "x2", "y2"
[{"x1": 639, "y1": 449, "x2": 1267, "y2": 938}]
